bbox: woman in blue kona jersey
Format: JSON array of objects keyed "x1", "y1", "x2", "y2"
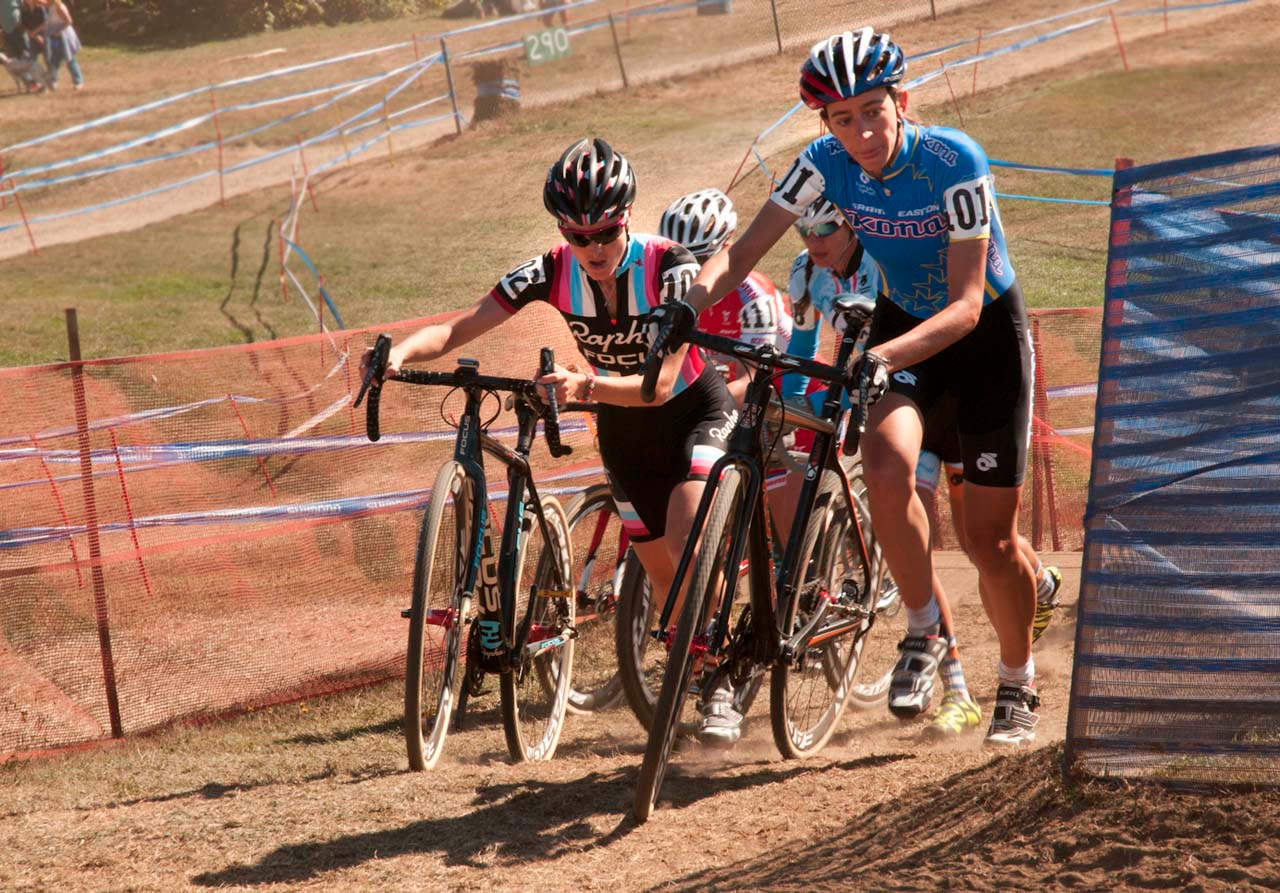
[
  {"x1": 669, "y1": 28, "x2": 1041, "y2": 746},
  {"x1": 363, "y1": 138, "x2": 743, "y2": 744}
]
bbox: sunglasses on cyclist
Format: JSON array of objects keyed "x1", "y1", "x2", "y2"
[
  {"x1": 795, "y1": 221, "x2": 844, "y2": 239},
  {"x1": 561, "y1": 222, "x2": 626, "y2": 247}
]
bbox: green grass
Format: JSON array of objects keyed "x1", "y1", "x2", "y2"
[{"x1": 4, "y1": 7, "x2": 1279, "y2": 368}]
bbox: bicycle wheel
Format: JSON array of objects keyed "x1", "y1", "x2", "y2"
[
  {"x1": 635, "y1": 469, "x2": 745, "y2": 823},
  {"x1": 615, "y1": 548, "x2": 662, "y2": 729},
  {"x1": 501, "y1": 494, "x2": 575, "y2": 762},
  {"x1": 405, "y1": 461, "x2": 473, "y2": 771},
  {"x1": 770, "y1": 470, "x2": 875, "y2": 758},
  {"x1": 562, "y1": 484, "x2": 629, "y2": 713},
  {"x1": 845, "y1": 480, "x2": 905, "y2": 709}
]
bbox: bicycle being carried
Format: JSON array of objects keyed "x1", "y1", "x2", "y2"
[
  {"x1": 631, "y1": 294, "x2": 892, "y2": 821},
  {"x1": 357, "y1": 336, "x2": 583, "y2": 769}
]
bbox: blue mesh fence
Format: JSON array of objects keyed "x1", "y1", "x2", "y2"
[{"x1": 1066, "y1": 143, "x2": 1280, "y2": 784}]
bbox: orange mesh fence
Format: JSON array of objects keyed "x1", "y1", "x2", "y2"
[
  {"x1": 928, "y1": 307, "x2": 1101, "y2": 554},
  {"x1": 0, "y1": 306, "x2": 1099, "y2": 758}
]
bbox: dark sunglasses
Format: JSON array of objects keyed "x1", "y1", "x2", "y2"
[
  {"x1": 561, "y1": 223, "x2": 625, "y2": 247},
  {"x1": 795, "y1": 221, "x2": 843, "y2": 239}
]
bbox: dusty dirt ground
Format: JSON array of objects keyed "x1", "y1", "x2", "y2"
[
  {"x1": 5, "y1": 3, "x2": 1280, "y2": 891},
  {"x1": 6, "y1": 552, "x2": 1280, "y2": 893}
]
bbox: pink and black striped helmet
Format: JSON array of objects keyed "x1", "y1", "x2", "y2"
[{"x1": 543, "y1": 137, "x2": 637, "y2": 228}]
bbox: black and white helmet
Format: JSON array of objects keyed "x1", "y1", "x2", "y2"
[
  {"x1": 658, "y1": 189, "x2": 737, "y2": 261},
  {"x1": 543, "y1": 137, "x2": 637, "y2": 228},
  {"x1": 798, "y1": 197, "x2": 847, "y2": 230},
  {"x1": 800, "y1": 28, "x2": 907, "y2": 110}
]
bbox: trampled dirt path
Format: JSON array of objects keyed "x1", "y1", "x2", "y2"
[{"x1": 6, "y1": 552, "x2": 1279, "y2": 892}]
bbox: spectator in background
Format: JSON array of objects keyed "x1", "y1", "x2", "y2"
[
  {"x1": 18, "y1": 0, "x2": 45, "y2": 73},
  {"x1": 42, "y1": 0, "x2": 82, "y2": 91}
]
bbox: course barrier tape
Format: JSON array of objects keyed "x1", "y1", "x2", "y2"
[
  {"x1": 1, "y1": 460, "x2": 604, "y2": 552},
  {"x1": 8, "y1": 0, "x2": 1249, "y2": 249}
]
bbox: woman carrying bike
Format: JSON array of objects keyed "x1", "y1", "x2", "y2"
[
  {"x1": 783, "y1": 196, "x2": 982, "y2": 738},
  {"x1": 667, "y1": 29, "x2": 1041, "y2": 746},
  {"x1": 366, "y1": 137, "x2": 741, "y2": 742}
]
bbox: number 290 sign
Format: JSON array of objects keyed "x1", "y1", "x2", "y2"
[{"x1": 523, "y1": 26, "x2": 571, "y2": 65}]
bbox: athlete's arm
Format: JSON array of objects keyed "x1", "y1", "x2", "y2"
[
  {"x1": 868, "y1": 238, "x2": 986, "y2": 371},
  {"x1": 538, "y1": 354, "x2": 688, "y2": 408},
  {"x1": 383, "y1": 296, "x2": 510, "y2": 375},
  {"x1": 686, "y1": 201, "x2": 796, "y2": 314}
]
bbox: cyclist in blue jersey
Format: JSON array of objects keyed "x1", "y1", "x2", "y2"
[
  {"x1": 364, "y1": 139, "x2": 741, "y2": 743},
  {"x1": 783, "y1": 197, "x2": 982, "y2": 738},
  {"x1": 664, "y1": 29, "x2": 1041, "y2": 745}
]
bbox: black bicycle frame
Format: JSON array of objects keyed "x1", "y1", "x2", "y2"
[
  {"x1": 651, "y1": 314, "x2": 874, "y2": 672},
  {"x1": 448, "y1": 385, "x2": 571, "y2": 672}
]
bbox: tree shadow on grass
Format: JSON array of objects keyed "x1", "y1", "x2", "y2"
[{"x1": 191, "y1": 755, "x2": 889, "y2": 887}]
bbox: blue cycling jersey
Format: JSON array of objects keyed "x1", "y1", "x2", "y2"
[
  {"x1": 771, "y1": 123, "x2": 1017, "y2": 319},
  {"x1": 780, "y1": 246, "x2": 880, "y2": 401}
]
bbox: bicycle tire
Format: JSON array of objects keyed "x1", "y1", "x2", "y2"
[
  {"x1": 501, "y1": 494, "x2": 575, "y2": 762},
  {"x1": 770, "y1": 470, "x2": 873, "y2": 758},
  {"x1": 615, "y1": 550, "x2": 661, "y2": 730},
  {"x1": 634, "y1": 468, "x2": 745, "y2": 822},
  {"x1": 617, "y1": 533, "x2": 751, "y2": 735},
  {"x1": 405, "y1": 461, "x2": 472, "y2": 771},
  {"x1": 562, "y1": 484, "x2": 629, "y2": 713}
]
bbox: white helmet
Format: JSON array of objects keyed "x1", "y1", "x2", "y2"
[
  {"x1": 797, "y1": 197, "x2": 846, "y2": 231},
  {"x1": 659, "y1": 189, "x2": 737, "y2": 260}
]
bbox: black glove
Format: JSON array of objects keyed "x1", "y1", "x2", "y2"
[
  {"x1": 850, "y1": 349, "x2": 890, "y2": 408},
  {"x1": 645, "y1": 299, "x2": 698, "y2": 350}
]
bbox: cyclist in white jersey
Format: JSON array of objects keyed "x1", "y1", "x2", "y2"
[
  {"x1": 659, "y1": 188, "x2": 792, "y2": 405},
  {"x1": 658, "y1": 29, "x2": 1042, "y2": 746}
]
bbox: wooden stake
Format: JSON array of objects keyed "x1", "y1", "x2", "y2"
[
  {"x1": 940, "y1": 64, "x2": 966, "y2": 128},
  {"x1": 11, "y1": 179, "x2": 39, "y2": 255},
  {"x1": 1110, "y1": 9, "x2": 1130, "y2": 72}
]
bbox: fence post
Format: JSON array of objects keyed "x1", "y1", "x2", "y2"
[
  {"x1": 210, "y1": 91, "x2": 226, "y2": 208},
  {"x1": 930, "y1": 0, "x2": 937, "y2": 20},
  {"x1": 608, "y1": 14, "x2": 629, "y2": 90},
  {"x1": 440, "y1": 39, "x2": 463, "y2": 135},
  {"x1": 768, "y1": 0, "x2": 783, "y2": 55},
  {"x1": 66, "y1": 308, "x2": 124, "y2": 740}
]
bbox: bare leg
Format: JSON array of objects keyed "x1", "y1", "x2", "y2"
[
  {"x1": 859, "y1": 395, "x2": 933, "y2": 614},
  {"x1": 961, "y1": 482, "x2": 1035, "y2": 669}
]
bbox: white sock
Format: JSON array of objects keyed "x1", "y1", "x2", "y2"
[
  {"x1": 905, "y1": 597, "x2": 941, "y2": 637},
  {"x1": 997, "y1": 657, "x2": 1035, "y2": 688},
  {"x1": 941, "y1": 648, "x2": 970, "y2": 701}
]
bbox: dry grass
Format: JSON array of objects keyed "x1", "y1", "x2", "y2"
[{"x1": 4, "y1": 0, "x2": 1279, "y2": 367}]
